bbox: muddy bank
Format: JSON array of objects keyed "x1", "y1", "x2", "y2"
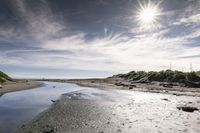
[
  {"x1": 0, "y1": 80, "x2": 43, "y2": 96},
  {"x1": 20, "y1": 86, "x2": 200, "y2": 133}
]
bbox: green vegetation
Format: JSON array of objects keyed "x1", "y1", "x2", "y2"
[
  {"x1": 197, "y1": 71, "x2": 200, "y2": 76},
  {"x1": 0, "y1": 71, "x2": 12, "y2": 83},
  {"x1": 117, "y1": 70, "x2": 200, "y2": 83}
]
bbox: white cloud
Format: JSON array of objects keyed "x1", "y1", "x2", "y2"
[
  {"x1": 1, "y1": 27, "x2": 200, "y2": 73},
  {"x1": 1, "y1": 0, "x2": 200, "y2": 78},
  {"x1": 174, "y1": 14, "x2": 200, "y2": 25},
  {"x1": 0, "y1": 0, "x2": 64, "y2": 42}
]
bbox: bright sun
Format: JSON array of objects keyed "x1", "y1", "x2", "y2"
[{"x1": 136, "y1": 1, "x2": 161, "y2": 30}]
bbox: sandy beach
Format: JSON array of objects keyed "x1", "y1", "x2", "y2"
[
  {"x1": 0, "y1": 80, "x2": 43, "y2": 96},
  {"x1": 19, "y1": 81, "x2": 200, "y2": 133}
]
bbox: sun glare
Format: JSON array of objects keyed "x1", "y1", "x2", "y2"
[{"x1": 136, "y1": 0, "x2": 161, "y2": 30}]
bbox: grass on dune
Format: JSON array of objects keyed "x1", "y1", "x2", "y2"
[
  {"x1": 116, "y1": 70, "x2": 200, "y2": 83},
  {"x1": 0, "y1": 71, "x2": 12, "y2": 83}
]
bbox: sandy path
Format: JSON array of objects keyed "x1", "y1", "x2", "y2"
[
  {"x1": 20, "y1": 87, "x2": 200, "y2": 133},
  {"x1": 0, "y1": 80, "x2": 43, "y2": 96}
]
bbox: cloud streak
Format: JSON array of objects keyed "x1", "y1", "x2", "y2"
[{"x1": 0, "y1": 0, "x2": 200, "y2": 78}]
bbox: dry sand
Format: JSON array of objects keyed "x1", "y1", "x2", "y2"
[
  {"x1": 66, "y1": 78, "x2": 200, "y2": 97},
  {"x1": 20, "y1": 82, "x2": 200, "y2": 133},
  {"x1": 0, "y1": 80, "x2": 43, "y2": 96}
]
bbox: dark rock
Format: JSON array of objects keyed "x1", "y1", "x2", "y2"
[
  {"x1": 114, "y1": 82, "x2": 122, "y2": 86},
  {"x1": 130, "y1": 84, "x2": 137, "y2": 87},
  {"x1": 172, "y1": 93, "x2": 181, "y2": 96},
  {"x1": 51, "y1": 100, "x2": 56, "y2": 103},
  {"x1": 117, "y1": 129, "x2": 122, "y2": 132},
  {"x1": 163, "y1": 84, "x2": 173, "y2": 88},
  {"x1": 162, "y1": 83, "x2": 173, "y2": 88},
  {"x1": 114, "y1": 82, "x2": 128, "y2": 87},
  {"x1": 177, "y1": 106, "x2": 199, "y2": 112},
  {"x1": 185, "y1": 80, "x2": 200, "y2": 88},
  {"x1": 129, "y1": 86, "x2": 133, "y2": 89},
  {"x1": 41, "y1": 125, "x2": 55, "y2": 133},
  {"x1": 161, "y1": 98, "x2": 169, "y2": 101}
]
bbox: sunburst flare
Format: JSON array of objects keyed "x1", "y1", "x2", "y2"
[{"x1": 136, "y1": 0, "x2": 162, "y2": 30}]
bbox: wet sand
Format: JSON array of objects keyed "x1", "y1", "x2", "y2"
[
  {"x1": 20, "y1": 84, "x2": 200, "y2": 133},
  {"x1": 0, "y1": 80, "x2": 43, "y2": 96}
]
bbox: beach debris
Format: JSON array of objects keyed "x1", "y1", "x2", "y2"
[{"x1": 177, "y1": 106, "x2": 199, "y2": 112}]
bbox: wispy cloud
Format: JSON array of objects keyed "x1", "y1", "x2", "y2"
[{"x1": 0, "y1": 0, "x2": 200, "y2": 78}]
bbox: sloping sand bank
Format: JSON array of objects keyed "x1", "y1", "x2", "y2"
[
  {"x1": 0, "y1": 80, "x2": 42, "y2": 96},
  {"x1": 20, "y1": 85, "x2": 200, "y2": 133}
]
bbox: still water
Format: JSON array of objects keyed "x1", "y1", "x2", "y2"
[{"x1": 0, "y1": 82, "x2": 83, "y2": 133}]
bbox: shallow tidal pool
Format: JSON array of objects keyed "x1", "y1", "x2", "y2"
[{"x1": 0, "y1": 82, "x2": 83, "y2": 133}]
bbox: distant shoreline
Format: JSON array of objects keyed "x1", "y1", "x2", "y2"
[
  {"x1": 0, "y1": 80, "x2": 43, "y2": 96},
  {"x1": 41, "y1": 78, "x2": 200, "y2": 97}
]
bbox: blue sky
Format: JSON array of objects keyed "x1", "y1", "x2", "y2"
[{"x1": 0, "y1": 0, "x2": 200, "y2": 78}]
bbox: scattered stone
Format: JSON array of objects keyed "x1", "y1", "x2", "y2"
[
  {"x1": 41, "y1": 125, "x2": 55, "y2": 133},
  {"x1": 114, "y1": 82, "x2": 122, "y2": 86},
  {"x1": 53, "y1": 86, "x2": 56, "y2": 88},
  {"x1": 51, "y1": 100, "x2": 56, "y2": 103},
  {"x1": 161, "y1": 98, "x2": 169, "y2": 101},
  {"x1": 117, "y1": 129, "x2": 122, "y2": 132},
  {"x1": 114, "y1": 82, "x2": 128, "y2": 87},
  {"x1": 0, "y1": 85, "x2": 2, "y2": 88},
  {"x1": 21, "y1": 124, "x2": 25, "y2": 128},
  {"x1": 185, "y1": 80, "x2": 200, "y2": 88},
  {"x1": 177, "y1": 106, "x2": 199, "y2": 112},
  {"x1": 161, "y1": 83, "x2": 173, "y2": 88},
  {"x1": 129, "y1": 86, "x2": 133, "y2": 89},
  {"x1": 130, "y1": 84, "x2": 137, "y2": 87},
  {"x1": 172, "y1": 93, "x2": 181, "y2": 96}
]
